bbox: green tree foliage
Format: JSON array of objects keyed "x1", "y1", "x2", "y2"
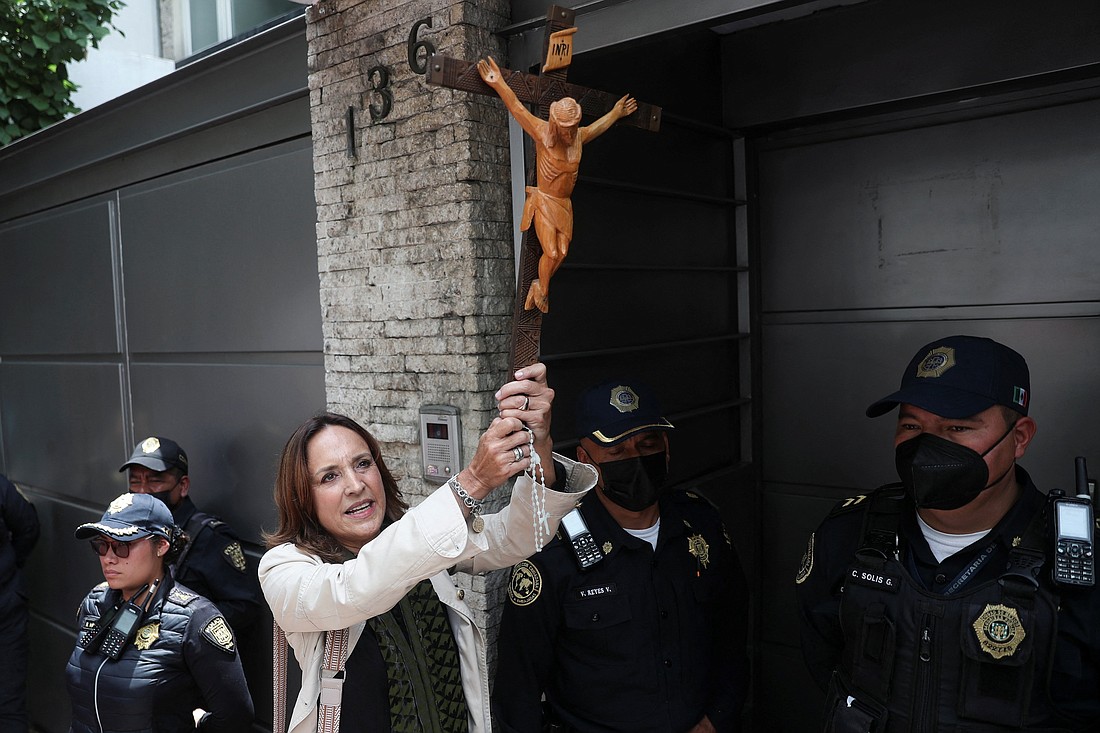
[{"x1": 0, "y1": 0, "x2": 123, "y2": 146}]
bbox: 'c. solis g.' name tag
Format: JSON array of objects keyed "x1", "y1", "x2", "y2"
[{"x1": 847, "y1": 566, "x2": 901, "y2": 592}]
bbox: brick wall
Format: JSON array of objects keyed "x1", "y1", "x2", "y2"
[{"x1": 305, "y1": 0, "x2": 517, "y2": 640}]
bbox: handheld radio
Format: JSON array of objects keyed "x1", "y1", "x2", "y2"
[
  {"x1": 83, "y1": 580, "x2": 159, "y2": 659},
  {"x1": 99, "y1": 597, "x2": 146, "y2": 659},
  {"x1": 559, "y1": 508, "x2": 604, "y2": 569},
  {"x1": 1050, "y1": 457, "x2": 1094, "y2": 588}
]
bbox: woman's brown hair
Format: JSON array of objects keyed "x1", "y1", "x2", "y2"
[{"x1": 263, "y1": 412, "x2": 409, "y2": 564}]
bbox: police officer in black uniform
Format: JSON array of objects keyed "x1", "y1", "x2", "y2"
[
  {"x1": 120, "y1": 436, "x2": 262, "y2": 635},
  {"x1": 796, "y1": 335, "x2": 1100, "y2": 731},
  {"x1": 0, "y1": 474, "x2": 39, "y2": 733},
  {"x1": 65, "y1": 492, "x2": 253, "y2": 732},
  {"x1": 494, "y1": 379, "x2": 749, "y2": 733}
]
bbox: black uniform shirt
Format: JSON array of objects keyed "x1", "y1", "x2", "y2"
[
  {"x1": 494, "y1": 489, "x2": 749, "y2": 733},
  {"x1": 796, "y1": 466, "x2": 1100, "y2": 726},
  {"x1": 171, "y1": 496, "x2": 263, "y2": 633},
  {"x1": 0, "y1": 474, "x2": 39, "y2": 608}
]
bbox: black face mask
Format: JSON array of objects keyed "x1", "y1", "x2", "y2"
[
  {"x1": 597, "y1": 451, "x2": 668, "y2": 512},
  {"x1": 140, "y1": 478, "x2": 183, "y2": 511},
  {"x1": 894, "y1": 421, "x2": 1017, "y2": 510},
  {"x1": 146, "y1": 488, "x2": 179, "y2": 511}
]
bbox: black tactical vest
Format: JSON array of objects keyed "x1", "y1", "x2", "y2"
[{"x1": 824, "y1": 488, "x2": 1074, "y2": 733}]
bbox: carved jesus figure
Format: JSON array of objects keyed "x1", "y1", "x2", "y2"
[{"x1": 477, "y1": 56, "x2": 638, "y2": 313}]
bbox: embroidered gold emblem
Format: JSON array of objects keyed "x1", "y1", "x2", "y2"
[
  {"x1": 795, "y1": 532, "x2": 815, "y2": 585},
  {"x1": 687, "y1": 534, "x2": 710, "y2": 569},
  {"x1": 107, "y1": 494, "x2": 134, "y2": 514},
  {"x1": 134, "y1": 622, "x2": 160, "y2": 650},
  {"x1": 508, "y1": 560, "x2": 542, "y2": 607},
  {"x1": 223, "y1": 542, "x2": 247, "y2": 572},
  {"x1": 170, "y1": 587, "x2": 198, "y2": 605},
  {"x1": 141, "y1": 437, "x2": 161, "y2": 453},
  {"x1": 1012, "y1": 536, "x2": 1022, "y2": 547},
  {"x1": 973, "y1": 603, "x2": 1025, "y2": 659},
  {"x1": 916, "y1": 346, "x2": 956, "y2": 378},
  {"x1": 608, "y1": 385, "x2": 640, "y2": 414},
  {"x1": 202, "y1": 616, "x2": 235, "y2": 654},
  {"x1": 602, "y1": 541, "x2": 612, "y2": 555}
]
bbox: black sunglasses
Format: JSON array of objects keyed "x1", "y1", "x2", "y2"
[{"x1": 89, "y1": 537, "x2": 148, "y2": 558}]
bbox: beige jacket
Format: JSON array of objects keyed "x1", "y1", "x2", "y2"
[{"x1": 260, "y1": 455, "x2": 596, "y2": 733}]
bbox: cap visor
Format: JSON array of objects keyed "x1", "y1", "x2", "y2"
[
  {"x1": 865, "y1": 385, "x2": 996, "y2": 419},
  {"x1": 74, "y1": 521, "x2": 153, "y2": 541},
  {"x1": 590, "y1": 419, "x2": 674, "y2": 446},
  {"x1": 119, "y1": 457, "x2": 170, "y2": 473}
]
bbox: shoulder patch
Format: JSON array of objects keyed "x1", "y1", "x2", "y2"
[
  {"x1": 222, "y1": 541, "x2": 247, "y2": 572},
  {"x1": 508, "y1": 560, "x2": 543, "y2": 607},
  {"x1": 201, "y1": 616, "x2": 236, "y2": 655},
  {"x1": 169, "y1": 587, "x2": 199, "y2": 606},
  {"x1": 795, "y1": 532, "x2": 815, "y2": 584}
]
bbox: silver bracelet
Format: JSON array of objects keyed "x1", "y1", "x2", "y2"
[{"x1": 448, "y1": 476, "x2": 485, "y2": 532}]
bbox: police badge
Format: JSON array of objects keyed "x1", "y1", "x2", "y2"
[
  {"x1": 134, "y1": 622, "x2": 160, "y2": 650},
  {"x1": 609, "y1": 385, "x2": 640, "y2": 413},
  {"x1": 107, "y1": 493, "x2": 135, "y2": 514},
  {"x1": 972, "y1": 603, "x2": 1025, "y2": 659},
  {"x1": 687, "y1": 534, "x2": 710, "y2": 569},
  {"x1": 916, "y1": 346, "x2": 956, "y2": 379}
]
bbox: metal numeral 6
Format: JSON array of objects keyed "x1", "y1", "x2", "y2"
[{"x1": 408, "y1": 18, "x2": 436, "y2": 75}]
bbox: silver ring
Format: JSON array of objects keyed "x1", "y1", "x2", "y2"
[
  {"x1": 512, "y1": 446, "x2": 524, "y2": 462},
  {"x1": 520, "y1": 395, "x2": 530, "y2": 411}
]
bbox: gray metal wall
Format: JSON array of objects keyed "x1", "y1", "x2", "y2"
[
  {"x1": 753, "y1": 98, "x2": 1100, "y2": 730},
  {"x1": 0, "y1": 18, "x2": 319, "y2": 733},
  {"x1": 719, "y1": 1, "x2": 1100, "y2": 729}
]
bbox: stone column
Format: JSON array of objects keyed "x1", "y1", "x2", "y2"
[{"x1": 305, "y1": 0, "x2": 517, "y2": 639}]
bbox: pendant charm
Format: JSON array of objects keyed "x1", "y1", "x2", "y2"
[{"x1": 471, "y1": 515, "x2": 485, "y2": 533}]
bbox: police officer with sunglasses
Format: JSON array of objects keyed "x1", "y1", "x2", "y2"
[{"x1": 65, "y1": 492, "x2": 253, "y2": 732}]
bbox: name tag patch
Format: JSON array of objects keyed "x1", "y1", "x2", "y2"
[
  {"x1": 575, "y1": 583, "x2": 617, "y2": 599},
  {"x1": 847, "y1": 566, "x2": 900, "y2": 593}
]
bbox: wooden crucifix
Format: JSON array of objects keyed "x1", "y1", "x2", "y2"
[{"x1": 425, "y1": 5, "x2": 661, "y2": 370}]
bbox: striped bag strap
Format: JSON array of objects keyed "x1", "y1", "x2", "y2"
[
  {"x1": 318, "y1": 626, "x2": 350, "y2": 733},
  {"x1": 274, "y1": 623, "x2": 351, "y2": 733},
  {"x1": 273, "y1": 622, "x2": 289, "y2": 733}
]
